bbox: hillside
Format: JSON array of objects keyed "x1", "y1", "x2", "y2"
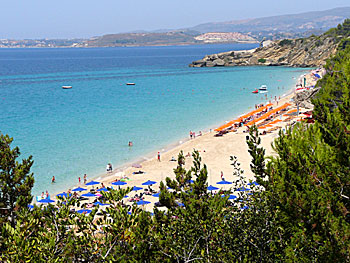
[
  {"x1": 86, "y1": 31, "x2": 255, "y2": 47},
  {"x1": 188, "y1": 7, "x2": 350, "y2": 40},
  {"x1": 189, "y1": 19, "x2": 350, "y2": 68}
]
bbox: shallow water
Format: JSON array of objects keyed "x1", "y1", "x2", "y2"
[{"x1": 0, "y1": 44, "x2": 309, "y2": 196}]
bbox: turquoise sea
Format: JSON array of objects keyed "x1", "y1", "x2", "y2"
[{"x1": 0, "y1": 44, "x2": 309, "y2": 196}]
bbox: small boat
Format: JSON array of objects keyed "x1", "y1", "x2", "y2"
[
  {"x1": 62, "y1": 86, "x2": 72, "y2": 89},
  {"x1": 126, "y1": 83, "x2": 135, "y2": 86},
  {"x1": 259, "y1": 85, "x2": 268, "y2": 93},
  {"x1": 252, "y1": 89, "x2": 259, "y2": 94}
]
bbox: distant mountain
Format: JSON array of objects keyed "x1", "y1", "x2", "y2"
[{"x1": 187, "y1": 7, "x2": 350, "y2": 40}]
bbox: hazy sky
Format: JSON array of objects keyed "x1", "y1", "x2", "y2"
[{"x1": 1, "y1": 0, "x2": 349, "y2": 39}]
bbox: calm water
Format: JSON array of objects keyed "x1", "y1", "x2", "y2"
[{"x1": 0, "y1": 44, "x2": 309, "y2": 196}]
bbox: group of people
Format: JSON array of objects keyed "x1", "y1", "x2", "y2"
[
  {"x1": 41, "y1": 190, "x2": 50, "y2": 199},
  {"x1": 189, "y1": 130, "x2": 202, "y2": 139}
]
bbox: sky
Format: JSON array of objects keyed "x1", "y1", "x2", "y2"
[{"x1": 0, "y1": 0, "x2": 349, "y2": 39}]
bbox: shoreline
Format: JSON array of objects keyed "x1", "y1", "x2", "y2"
[{"x1": 48, "y1": 69, "x2": 312, "y2": 199}]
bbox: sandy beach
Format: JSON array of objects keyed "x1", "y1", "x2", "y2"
[{"x1": 47, "y1": 70, "x2": 318, "y2": 210}]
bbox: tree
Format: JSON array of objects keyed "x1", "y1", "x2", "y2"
[{"x1": 0, "y1": 133, "x2": 34, "y2": 228}]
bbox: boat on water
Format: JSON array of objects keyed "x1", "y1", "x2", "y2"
[
  {"x1": 62, "y1": 86, "x2": 72, "y2": 89},
  {"x1": 252, "y1": 89, "x2": 259, "y2": 94},
  {"x1": 259, "y1": 85, "x2": 268, "y2": 93},
  {"x1": 126, "y1": 83, "x2": 135, "y2": 86}
]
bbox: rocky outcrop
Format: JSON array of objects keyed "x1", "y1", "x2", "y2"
[
  {"x1": 293, "y1": 88, "x2": 321, "y2": 109},
  {"x1": 189, "y1": 35, "x2": 338, "y2": 68}
]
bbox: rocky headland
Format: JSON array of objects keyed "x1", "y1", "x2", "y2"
[{"x1": 189, "y1": 34, "x2": 339, "y2": 68}]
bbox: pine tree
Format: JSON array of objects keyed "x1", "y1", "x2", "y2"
[{"x1": 0, "y1": 133, "x2": 34, "y2": 228}]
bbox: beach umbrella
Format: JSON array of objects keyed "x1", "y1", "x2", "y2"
[
  {"x1": 56, "y1": 192, "x2": 69, "y2": 198},
  {"x1": 28, "y1": 204, "x2": 34, "y2": 209},
  {"x1": 152, "y1": 192, "x2": 160, "y2": 197},
  {"x1": 142, "y1": 180, "x2": 157, "y2": 186},
  {"x1": 187, "y1": 180, "x2": 194, "y2": 184},
  {"x1": 38, "y1": 199, "x2": 55, "y2": 204},
  {"x1": 236, "y1": 187, "x2": 251, "y2": 192},
  {"x1": 167, "y1": 187, "x2": 173, "y2": 190},
  {"x1": 241, "y1": 205, "x2": 249, "y2": 210},
  {"x1": 247, "y1": 181, "x2": 259, "y2": 186},
  {"x1": 97, "y1": 187, "x2": 109, "y2": 192},
  {"x1": 177, "y1": 202, "x2": 185, "y2": 207},
  {"x1": 81, "y1": 192, "x2": 96, "y2": 197},
  {"x1": 127, "y1": 211, "x2": 132, "y2": 215},
  {"x1": 85, "y1": 180, "x2": 100, "y2": 186},
  {"x1": 132, "y1": 186, "x2": 143, "y2": 191},
  {"x1": 207, "y1": 185, "x2": 219, "y2": 191},
  {"x1": 72, "y1": 187, "x2": 87, "y2": 192},
  {"x1": 136, "y1": 200, "x2": 151, "y2": 206},
  {"x1": 217, "y1": 180, "x2": 232, "y2": 185},
  {"x1": 123, "y1": 195, "x2": 129, "y2": 198},
  {"x1": 111, "y1": 181, "x2": 127, "y2": 186},
  {"x1": 221, "y1": 194, "x2": 237, "y2": 200},
  {"x1": 77, "y1": 209, "x2": 92, "y2": 214}
]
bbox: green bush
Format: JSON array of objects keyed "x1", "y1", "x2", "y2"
[{"x1": 258, "y1": 58, "x2": 266, "y2": 63}]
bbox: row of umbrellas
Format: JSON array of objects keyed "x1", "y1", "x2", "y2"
[{"x1": 36, "y1": 178, "x2": 259, "y2": 204}]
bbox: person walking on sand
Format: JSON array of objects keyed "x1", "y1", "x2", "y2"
[
  {"x1": 84, "y1": 174, "x2": 87, "y2": 184},
  {"x1": 78, "y1": 177, "x2": 81, "y2": 183},
  {"x1": 51, "y1": 176, "x2": 55, "y2": 183},
  {"x1": 157, "y1": 151, "x2": 161, "y2": 162}
]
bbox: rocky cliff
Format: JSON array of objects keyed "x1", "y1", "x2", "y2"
[{"x1": 189, "y1": 34, "x2": 339, "y2": 68}]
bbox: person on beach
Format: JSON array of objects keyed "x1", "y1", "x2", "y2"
[
  {"x1": 190, "y1": 131, "x2": 193, "y2": 139},
  {"x1": 51, "y1": 176, "x2": 55, "y2": 183},
  {"x1": 41, "y1": 192, "x2": 45, "y2": 199},
  {"x1": 157, "y1": 152, "x2": 161, "y2": 162},
  {"x1": 78, "y1": 177, "x2": 81, "y2": 183},
  {"x1": 221, "y1": 171, "x2": 224, "y2": 180},
  {"x1": 46, "y1": 190, "x2": 49, "y2": 199},
  {"x1": 84, "y1": 174, "x2": 87, "y2": 184},
  {"x1": 128, "y1": 141, "x2": 133, "y2": 146}
]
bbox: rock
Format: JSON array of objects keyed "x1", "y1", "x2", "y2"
[
  {"x1": 213, "y1": 59, "x2": 225, "y2": 66},
  {"x1": 205, "y1": 61, "x2": 215, "y2": 67}
]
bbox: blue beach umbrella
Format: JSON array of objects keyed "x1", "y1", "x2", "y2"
[
  {"x1": 85, "y1": 180, "x2": 100, "y2": 186},
  {"x1": 97, "y1": 187, "x2": 109, "y2": 192},
  {"x1": 247, "y1": 182, "x2": 259, "y2": 186},
  {"x1": 177, "y1": 202, "x2": 185, "y2": 207},
  {"x1": 187, "y1": 180, "x2": 194, "y2": 184},
  {"x1": 142, "y1": 180, "x2": 157, "y2": 186},
  {"x1": 38, "y1": 199, "x2": 55, "y2": 204},
  {"x1": 81, "y1": 192, "x2": 96, "y2": 197},
  {"x1": 207, "y1": 185, "x2": 219, "y2": 191},
  {"x1": 241, "y1": 205, "x2": 249, "y2": 210},
  {"x1": 217, "y1": 180, "x2": 232, "y2": 185},
  {"x1": 72, "y1": 187, "x2": 87, "y2": 192},
  {"x1": 28, "y1": 204, "x2": 34, "y2": 209},
  {"x1": 127, "y1": 211, "x2": 132, "y2": 215},
  {"x1": 236, "y1": 187, "x2": 251, "y2": 192},
  {"x1": 152, "y1": 193, "x2": 160, "y2": 197},
  {"x1": 77, "y1": 209, "x2": 92, "y2": 214},
  {"x1": 56, "y1": 192, "x2": 68, "y2": 198},
  {"x1": 132, "y1": 186, "x2": 143, "y2": 191},
  {"x1": 111, "y1": 181, "x2": 127, "y2": 186},
  {"x1": 136, "y1": 200, "x2": 151, "y2": 205},
  {"x1": 221, "y1": 194, "x2": 237, "y2": 200},
  {"x1": 123, "y1": 195, "x2": 129, "y2": 198}
]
